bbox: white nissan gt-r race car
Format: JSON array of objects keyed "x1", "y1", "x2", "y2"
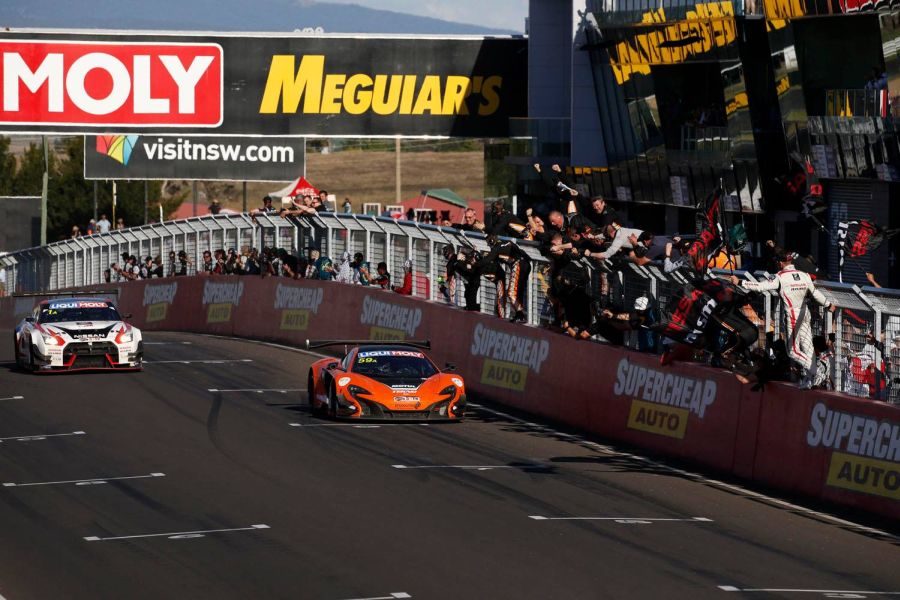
[{"x1": 13, "y1": 295, "x2": 143, "y2": 373}]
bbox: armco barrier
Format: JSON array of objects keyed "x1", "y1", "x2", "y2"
[{"x1": 2, "y1": 277, "x2": 898, "y2": 521}]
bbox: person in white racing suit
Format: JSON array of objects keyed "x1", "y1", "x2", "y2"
[{"x1": 731, "y1": 254, "x2": 835, "y2": 389}]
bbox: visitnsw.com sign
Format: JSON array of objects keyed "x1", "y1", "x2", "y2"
[
  {"x1": 83, "y1": 134, "x2": 307, "y2": 181},
  {"x1": 0, "y1": 33, "x2": 527, "y2": 137}
]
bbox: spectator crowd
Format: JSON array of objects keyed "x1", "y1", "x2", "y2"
[{"x1": 93, "y1": 181, "x2": 898, "y2": 402}]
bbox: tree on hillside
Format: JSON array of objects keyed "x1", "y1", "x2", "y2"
[
  {"x1": 50, "y1": 137, "x2": 105, "y2": 240},
  {"x1": 47, "y1": 138, "x2": 180, "y2": 241},
  {"x1": 0, "y1": 137, "x2": 16, "y2": 196},
  {"x1": 12, "y1": 142, "x2": 56, "y2": 197}
]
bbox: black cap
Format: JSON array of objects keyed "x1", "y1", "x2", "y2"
[{"x1": 637, "y1": 231, "x2": 654, "y2": 244}]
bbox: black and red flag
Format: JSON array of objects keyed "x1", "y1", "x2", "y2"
[
  {"x1": 836, "y1": 219, "x2": 899, "y2": 282},
  {"x1": 683, "y1": 188, "x2": 724, "y2": 273}
]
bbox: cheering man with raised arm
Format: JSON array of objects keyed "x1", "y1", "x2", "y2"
[{"x1": 731, "y1": 251, "x2": 835, "y2": 389}]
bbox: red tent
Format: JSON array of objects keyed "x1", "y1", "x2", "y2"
[{"x1": 269, "y1": 176, "x2": 319, "y2": 199}]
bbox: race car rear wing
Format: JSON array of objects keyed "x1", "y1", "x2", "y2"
[
  {"x1": 306, "y1": 339, "x2": 431, "y2": 351},
  {"x1": 13, "y1": 289, "x2": 120, "y2": 298}
]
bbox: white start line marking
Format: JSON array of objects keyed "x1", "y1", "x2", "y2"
[
  {"x1": 0, "y1": 396, "x2": 25, "y2": 402},
  {"x1": 3, "y1": 472, "x2": 165, "y2": 488},
  {"x1": 209, "y1": 388, "x2": 306, "y2": 393},
  {"x1": 0, "y1": 431, "x2": 85, "y2": 443},
  {"x1": 290, "y1": 423, "x2": 430, "y2": 429},
  {"x1": 341, "y1": 594, "x2": 412, "y2": 600},
  {"x1": 392, "y1": 464, "x2": 540, "y2": 471},
  {"x1": 144, "y1": 359, "x2": 253, "y2": 364},
  {"x1": 718, "y1": 586, "x2": 900, "y2": 596},
  {"x1": 530, "y1": 515, "x2": 714, "y2": 524},
  {"x1": 466, "y1": 403, "x2": 900, "y2": 543},
  {"x1": 84, "y1": 523, "x2": 270, "y2": 542}
]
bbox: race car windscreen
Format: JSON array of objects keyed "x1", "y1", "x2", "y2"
[
  {"x1": 353, "y1": 350, "x2": 438, "y2": 379},
  {"x1": 38, "y1": 301, "x2": 121, "y2": 323}
]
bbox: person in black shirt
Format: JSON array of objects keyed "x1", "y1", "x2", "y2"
[
  {"x1": 450, "y1": 245, "x2": 482, "y2": 311},
  {"x1": 454, "y1": 208, "x2": 484, "y2": 232},
  {"x1": 175, "y1": 250, "x2": 190, "y2": 276},
  {"x1": 486, "y1": 202, "x2": 527, "y2": 238},
  {"x1": 279, "y1": 249, "x2": 300, "y2": 279},
  {"x1": 479, "y1": 235, "x2": 531, "y2": 323},
  {"x1": 151, "y1": 255, "x2": 164, "y2": 278},
  {"x1": 371, "y1": 262, "x2": 391, "y2": 289}
]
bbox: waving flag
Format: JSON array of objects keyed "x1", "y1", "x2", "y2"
[{"x1": 837, "y1": 219, "x2": 899, "y2": 282}]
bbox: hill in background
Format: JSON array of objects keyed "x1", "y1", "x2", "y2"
[{"x1": 0, "y1": 0, "x2": 515, "y2": 34}]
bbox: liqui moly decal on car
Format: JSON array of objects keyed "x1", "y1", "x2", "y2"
[{"x1": 0, "y1": 40, "x2": 223, "y2": 127}]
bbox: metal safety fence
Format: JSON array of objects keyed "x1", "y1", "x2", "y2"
[{"x1": 1, "y1": 212, "x2": 898, "y2": 403}]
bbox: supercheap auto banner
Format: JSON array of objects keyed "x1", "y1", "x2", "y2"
[
  {"x1": 83, "y1": 135, "x2": 307, "y2": 181},
  {"x1": 0, "y1": 32, "x2": 527, "y2": 137}
]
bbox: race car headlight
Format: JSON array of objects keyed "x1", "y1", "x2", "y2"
[
  {"x1": 41, "y1": 332, "x2": 64, "y2": 346},
  {"x1": 118, "y1": 331, "x2": 134, "y2": 343},
  {"x1": 439, "y1": 385, "x2": 457, "y2": 399},
  {"x1": 347, "y1": 385, "x2": 372, "y2": 400}
]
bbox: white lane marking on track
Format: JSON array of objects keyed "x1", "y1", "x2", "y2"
[
  {"x1": 209, "y1": 388, "x2": 306, "y2": 393},
  {"x1": 194, "y1": 334, "x2": 897, "y2": 543},
  {"x1": 0, "y1": 396, "x2": 25, "y2": 402},
  {"x1": 290, "y1": 423, "x2": 430, "y2": 429},
  {"x1": 341, "y1": 594, "x2": 412, "y2": 600},
  {"x1": 467, "y1": 403, "x2": 900, "y2": 542},
  {"x1": 3, "y1": 472, "x2": 165, "y2": 488},
  {"x1": 718, "y1": 586, "x2": 900, "y2": 596},
  {"x1": 529, "y1": 515, "x2": 713, "y2": 523},
  {"x1": 84, "y1": 523, "x2": 270, "y2": 542},
  {"x1": 145, "y1": 359, "x2": 253, "y2": 364},
  {"x1": 392, "y1": 464, "x2": 539, "y2": 471},
  {"x1": 0, "y1": 431, "x2": 85, "y2": 443},
  {"x1": 142, "y1": 342, "x2": 192, "y2": 345}
]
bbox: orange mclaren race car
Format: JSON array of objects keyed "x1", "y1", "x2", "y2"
[{"x1": 305, "y1": 340, "x2": 466, "y2": 420}]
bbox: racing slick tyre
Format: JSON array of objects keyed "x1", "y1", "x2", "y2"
[
  {"x1": 25, "y1": 339, "x2": 37, "y2": 372},
  {"x1": 12, "y1": 333, "x2": 21, "y2": 370},
  {"x1": 307, "y1": 371, "x2": 318, "y2": 414},
  {"x1": 328, "y1": 385, "x2": 338, "y2": 419}
]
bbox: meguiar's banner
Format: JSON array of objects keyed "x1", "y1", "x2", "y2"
[
  {"x1": 0, "y1": 32, "x2": 527, "y2": 137},
  {"x1": 84, "y1": 135, "x2": 307, "y2": 181}
]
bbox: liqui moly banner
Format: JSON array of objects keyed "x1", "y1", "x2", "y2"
[
  {"x1": 0, "y1": 32, "x2": 527, "y2": 137},
  {"x1": 0, "y1": 39, "x2": 223, "y2": 127}
]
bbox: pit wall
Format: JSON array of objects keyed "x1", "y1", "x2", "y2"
[{"x1": 3, "y1": 276, "x2": 898, "y2": 521}]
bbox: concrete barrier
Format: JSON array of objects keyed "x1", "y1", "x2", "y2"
[{"x1": 3, "y1": 276, "x2": 898, "y2": 520}]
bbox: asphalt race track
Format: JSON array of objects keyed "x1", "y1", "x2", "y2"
[{"x1": 0, "y1": 330, "x2": 897, "y2": 600}]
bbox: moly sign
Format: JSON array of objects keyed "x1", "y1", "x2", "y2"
[
  {"x1": 0, "y1": 32, "x2": 527, "y2": 137},
  {"x1": 0, "y1": 39, "x2": 223, "y2": 127}
]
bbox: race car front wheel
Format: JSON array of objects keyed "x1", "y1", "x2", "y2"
[
  {"x1": 328, "y1": 386, "x2": 338, "y2": 419},
  {"x1": 307, "y1": 371, "x2": 317, "y2": 413},
  {"x1": 12, "y1": 333, "x2": 21, "y2": 370}
]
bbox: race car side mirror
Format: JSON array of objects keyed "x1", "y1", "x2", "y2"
[
  {"x1": 24, "y1": 317, "x2": 34, "y2": 323},
  {"x1": 123, "y1": 313, "x2": 132, "y2": 319},
  {"x1": 326, "y1": 361, "x2": 339, "y2": 370},
  {"x1": 444, "y1": 363, "x2": 457, "y2": 372}
]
